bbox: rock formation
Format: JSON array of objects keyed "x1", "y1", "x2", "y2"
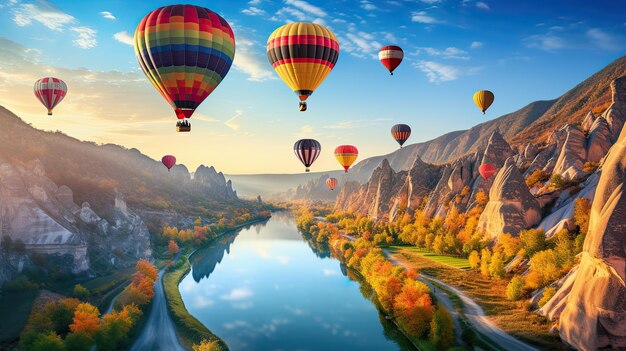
[
  {"x1": 553, "y1": 124, "x2": 587, "y2": 181},
  {"x1": 586, "y1": 117, "x2": 611, "y2": 163},
  {"x1": 193, "y1": 165, "x2": 237, "y2": 199},
  {"x1": 541, "y1": 124, "x2": 626, "y2": 350},
  {"x1": 603, "y1": 76, "x2": 626, "y2": 142},
  {"x1": 476, "y1": 158, "x2": 541, "y2": 240}
]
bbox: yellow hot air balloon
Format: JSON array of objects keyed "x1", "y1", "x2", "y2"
[
  {"x1": 473, "y1": 90, "x2": 494, "y2": 114},
  {"x1": 267, "y1": 22, "x2": 339, "y2": 111}
]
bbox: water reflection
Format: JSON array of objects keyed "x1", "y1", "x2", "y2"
[{"x1": 181, "y1": 212, "x2": 415, "y2": 351}]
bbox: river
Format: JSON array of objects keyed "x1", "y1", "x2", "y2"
[{"x1": 179, "y1": 212, "x2": 415, "y2": 351}]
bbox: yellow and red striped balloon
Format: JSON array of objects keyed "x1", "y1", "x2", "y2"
[
  {"x1": 267, "y1": 22, "x2": 339, "y2": 111},
  {"x1": 334, "y1": 145, "x2": 358, "y2": 172},
  {"x1": 326, "y1": 177, "x2": 338, "y2": 191}
]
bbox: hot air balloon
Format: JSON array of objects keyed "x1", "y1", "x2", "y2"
[
  {"x1": 379, "y1": 46, "x2": 403, "y2": 75},
  {"x1": 473, "y1": 90, "x2": 494, "y2": 114},
  {"x1": 326, "y1": 177, "x2": 337, "y2": 191},
  {"x1": 391, "y1": 124, "x2": 411, "y2": 148},
  {"x1": 34, "y1": 77, "x2": 67, "y2": 116},
  {"x1": 134, "y1": 5, "x2": 235, "y2": 132},
  {"x1": 162, "y1": 155, "x2": 176, "y2": 172},
  {"x1": 294, "y1": 139, "x2": 321, "y2": 172},
  {"x1": 267, "y1": 22, "x2": 339, "y2": 112},
  {"x1": 479, "y1": 163, "x2": 497, "y2": 179},
  {"x1": 334, "y1": 145, "x2": 358, "y2": 173}
]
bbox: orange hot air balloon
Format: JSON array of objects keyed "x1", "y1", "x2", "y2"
[
  {"x1": 479, "y1": 163, "x2": 497, "y2": 179},
  {"x1": 473, "y1": 90, "x2": 495, "y2": 114},
  {"x1": 334, "y1": 145, "x2": 358, "y2": 172},
  {"x1": 326, "y1": 177, "x2": 338, "y2": 191}
]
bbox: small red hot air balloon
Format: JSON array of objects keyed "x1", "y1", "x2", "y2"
[
  {"x1": 34, "y1": 77, "x2": 67, "y2": 115},
  {"x1": 162, "y1": 155, "x2": 176, "y2": 172},
  {"x1": 326, "y1": 177, "x2": 338, "y2": 191},
  {"x1": 479, "y1": 163, "x2": 497, "y2": 180},
  {"x1": 378, "y1": 46, "x2": 403, "y2": 75}
]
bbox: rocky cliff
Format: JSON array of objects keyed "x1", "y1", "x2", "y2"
[
  {"x1": 193, "y1": 165, "x2": 237, "y2": 199},
  {"x1": 0, "y1": 160, "x2": 152, "y2": 285}
]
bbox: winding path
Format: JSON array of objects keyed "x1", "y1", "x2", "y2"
[
  {"x1": 382, "y1": 249, "x2": 540, "y2": 351},
  {"x1": 130, "y1": 270, "x2": 185, "y2": 351}
]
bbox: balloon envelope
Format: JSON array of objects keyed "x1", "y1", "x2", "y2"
[
  {"x1": 379, "y1": 46, "x2": 403, "y2": 75},
  {"x1": 326, "y1": 177, "x2": 338, "y2": 191},
  {"x1": 334, "y1": 145, "x2": 358, "y2": 172},
  {"x1": 294, "y1": 139, "x2": 321, "y2": 172},
  {"x1": 134, "y1": 5, "x2": 235, "y2": 126},
  {"x1": 473, "y1": 90, "x2": 495, "y2": 114},
  {"x1": 267, "y1": 22, "x2": 339, "y2": 111},
  {"x1": 162, "y1": 155, "x2": 176, "y2": 171},
  {"x1": 479, "y1": 163, "x2": 497, "y2": 179},
  {"x1": 34, "y1": 77, "x2": 67, "y2": 115},
  {"x1": 391, "y1": 124, "x2": 411, "y2": 147}
]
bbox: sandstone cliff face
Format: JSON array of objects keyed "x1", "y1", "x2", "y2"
[
  {"x1": 541, "y1": 124, "x2": 626, "y2": 351},
  {"x1": 0, "y1": 160, "x2": 152, "y2": 283},
  {"x1": 586, "y1": 117, "x2": 612, "y2": 163},
  {"x1": 476, "y1": 158, "x2": 541, "y2": 240},
  {"x1": 603, "y1": 76, "x2": 626, "y2": 143},
  {"x1": 553, "y1": 124, "x2": 587, "y2": 181}
]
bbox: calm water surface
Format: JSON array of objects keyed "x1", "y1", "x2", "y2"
[{"x1": 179, "y1": 212, "x2": 414, "y2": 351}]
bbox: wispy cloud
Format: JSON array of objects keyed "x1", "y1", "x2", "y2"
[
  {"x1": 13, "y1": 1, "x2": 75, "y2": 31},
  {"x1": 231, "y1": 34, "x2": 275, "y2": 81},
  {"x1": 415, "y1": 61, "x2": 482, "y2": 83},
  {"x1": 475, "y1": 1, "x2": 490, "y2": 10},
  {"x1": 224, "y1": 110, "x2": 243, "y2": 130},
  {"x1": 470, "y1": 41, "x2": 483, "y2": 49},
  {"x1": 417, "y1": 47, "x2": 469, "y2": 60},
  {"x1": 284, "y1": 0, "x2": 327, "y2": 17},
  {"x1": 100, "y1": 11, "x2": 116, "y2": 20},
  {"x1": 221, "y1": 288, "x2": 254, "y2": 301},
  {"x1": 70, "y1": 26, "x2": 97, "y2": 49},
  {"x1": 324, "y1": 121, "x2": 359, "y2": 129},
  {"x1": 586, "y1": 28, "x2": 620, "y2": 51},
  {"x1": 361, "y1": 0, "x2": 377, "y2": 11},
  {"x1": 113, "y1": 31, "x2": 133, "y2": 46},
  {"x1": 524, "y1": 33, "x2": 566, "y2": 52},
  {"x1": 322, "y1": 268, "x2": 339, "y2": 276},
  {"x1": 411, "y1": 11, "x2": 439, "y2": 24},
  {"x1": 242, "y1": 6, "x2": 266, "y2": 16}
]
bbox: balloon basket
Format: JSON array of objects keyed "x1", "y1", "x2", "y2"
[{"x1": 176, "y1": 125, "x2": 191, "y2": 132}]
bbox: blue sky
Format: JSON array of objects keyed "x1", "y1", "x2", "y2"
[{"x1": 0, "y1": 0, "x2": 624, "y2": 174}]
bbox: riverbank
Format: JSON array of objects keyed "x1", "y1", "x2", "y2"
[{"x1": 163, "y1": 216, "x2": 271, "y2": 350}]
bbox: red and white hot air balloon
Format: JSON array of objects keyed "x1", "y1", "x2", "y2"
[
  {"x1": 34, "y1": 77, "x2": 67, "y2": 115},
  {"x1": 378, "y1": 46, "x2": 404, "y2": 75},
  {"x1": 479, "y1": 163, "x2": 497, "y2": 180},
  {"x1": 326, "y1": 177, "x2": 338, "y2": 191},
  {"x1": 162, "y1": 155, "x2": 176, "y2": 172}
]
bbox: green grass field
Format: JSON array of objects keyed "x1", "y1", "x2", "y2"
[{"x1": 388, "y1": 246, "x2": 471, "y2": 270}]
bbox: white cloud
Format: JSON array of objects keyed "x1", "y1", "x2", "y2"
[
  {"x1": 411, "y1": 11, "x2": 438, "y2": 24},
  {"x1": 224, "y1": 110, "x2": 243, "y2": 130},
  {"x1": 100, "y1": 11, "x2": 116, "y2": 20},
  {"x1": 361, "y1": 1, "x2": 377, "y2": 11},
  {"x1": 586, "y1": 28, "x2": 620, "y2": 51},
  {"x1": 475, "y1": 1, "x2": 490, "y2": 10},
  {"x1": 420, "y1": 0, "x2": 442, "y2": 3},
  {"x1": 274, "y1": 7, "x2": 307, "y2": 21},
  {"x1": 284, "y1": 0, "x2": 327, "y2": 17},
  {"x1": 524, "y1": 33, "x2": 566, "y2": 52},
  {"x1": 415, "y1": 61, "x2": 459, "y2": 83},
  {"x1": 242, "y1": 6, "x2": 266, "y2": 16},
  {"x1": 300, "y1": 125, "x2": 314, "y2": 134},
  {"x1": 249, "y1": 0, "x2": 262, "y2": 4},
  {"x1": 418, "y1": 47, "x2": 469, "y2": 60},
  {"x1": 323, "y1": 268, "x2": 339, "y2": 276},
  {"x1": 113, "y1": 31, "x2": 133, "y2": 46},
  {"x1": 324, "y1": 121, "x2": 358, "y2": 129},
  {"x1": 470, "y1": 41, "x2": 483, "y2": 49},
  {"x1": 221, "y1": 288, "x2": 253, "y2": 301},
  {"x1": 231, "y1": 35, "x2": 275, "y2": 81},
  {"x1": 13, "y1": 2, "x2": 75, "y2": 31},
  {"x1": 71, "y1": 26, "x2": 97, "y2": 49}
]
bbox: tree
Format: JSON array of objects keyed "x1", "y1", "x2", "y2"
[
  {"x1": 135, "y1": 259, "x2": 158, "y2": 281},
  {"x1": 489, "y1": 252, "x2": 506, "y2": 279},
  {"x1": 65, "y1": 332, "x2": 92, "y2": 351},
  {"x1": 31, "y1": 331, "x2": 65, "y2": 351},
  {"x1": 95, "y1": 308, "x2": 133, "y2": 350},
  {"x1": 168, "y1": 240, "x2": 180, "y2": 256},
  {"x1": 549, "y1": 174, "x2": 566, "y2": 189},
  {"x1": 506, "y1": 275, "x2": 526, "y2": 301},
  {"x1": 474, "y1": 191, "x2": 489, "y2": 207},
  {"x1": 429, "y1": 302, "x2": 454, "y2": 349},
  {"x1": 519, "y1": 229, "x2": 547, "y2": 257},
  {"x1": 539, "y1": 286, "x2": 557, "y2": 308},
  {"x1": 497, "y1": 233, "x2": 520, "y2": 259},
  {"x1": 574, "y1": 197, "x2": 591, "y2": 246},
  {"x1": 468, "y1": 250, "x2": 480, "y2": 269},
  {"x1": 50, "y1": 298, "x2": 81, "y2": 334},
  {"x1": 528, "y1": 249, "x2": 561, "y2": 287},
  {"x1": 193, "y1": 339, "x2": 221, "y2": 351},
  {"x1": 393, "y1": 280, "x2": 434, "y2": 337},
  {"x1": 480, "y1": 248, "x2": 492, "y2": 277},
  {"x1": 73, "y1": 284, "x2": 89, "y2": 299},
  {"x1": 69, "y1": 303, "x2": 100, "y2": 337}
]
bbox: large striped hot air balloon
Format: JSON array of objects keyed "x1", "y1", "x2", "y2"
[
  {"x1": 391, "y1": 124, "x2": 411, "y2": 148},
  {"x1": 267, "y1": 22, "x2": 339, "y2": 112},
  {"x1": 479, "y1": 163, "x2": 497, "y2": 180},
  {"x1": 294, "y1": 139, "x2": 321, "y2": 172},
  {"x1": 473, "y1": 90, "x2": 494, "y2": 114},
  {"x1": 326, "y1": 177, "x2": 338, "y2": 191},
  {"x1": 162, "y1": 155, "x2": 176, "y2": 172},
  {"x1": 334, "y1": 145, "x2": 358, "y2": 173},
  {"x1": 134, "y1": 5, "x2": 235, "y2": 132},
  {"x1": 34, "y1": 77, "x2": 67, "y2": 116},
  {"x1": 379, "y1": 46, "x2": 403, "y2": 75}
]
